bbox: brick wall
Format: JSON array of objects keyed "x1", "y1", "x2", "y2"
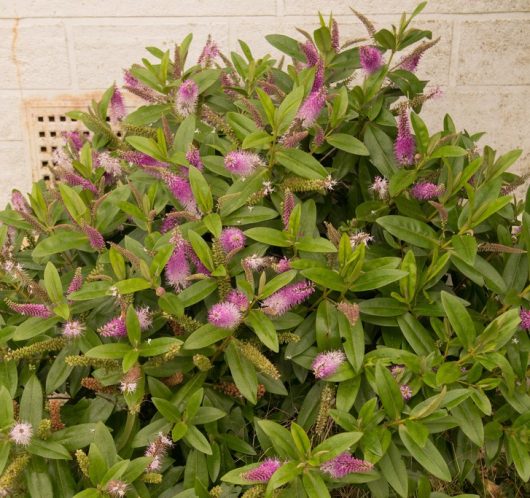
[{"x1": 1, "y1": 1, "x2": 529, "y2": 206}]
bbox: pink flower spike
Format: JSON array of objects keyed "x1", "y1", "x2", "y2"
[
  {"x1": 81, "y1": 224, "x2": 105, "y2": 251},
  {"x1": 61, "y1": 170, "x2": 98, "y2": 194},
  {"x1": 261, "y1": 281, "x2": 314, "y2": 316},
  {"x1": 63, "y1": 320, "x2": 84, "y2": 338},
  {"x1": 301, "y1": 40, "x2": 319, "y2": 66},
  {"x1": 371, "y1": 176, "x2": 388, "y2": 200},
  {"x1": 242, "y1": 458, "x2": 282, "y2": 482},
  {"x1": 208, "y1": 302, "x2": 242, "y2": 329},
  {"x1": 136, "y1": 306, "x2": 152, "y2": 331},
  {"x1": 410, "y1": 182, "x2": 444, "y2": 201},
  {"x1": 198, "y1": 36, "x2": 219, "y2": 67},
  {"x1": 296, "y1": 88, "x2": 327, "y2": 128},
  {"x1": 110, "y1": 85, "x2": 126, "y2": 124},
  {"x1": 394, "y1": 108, "x2": 416, "y2": 165},
  {"x1": 312, "y1": 350, "x2": 346, "y2": 379},
  {"x1": 163, "y1": 173, "x2": 198, "y2": 214},
  {"x1": 399, "y1": 53, "x2": 422, "y2": 72},
  {"x1": 97, "y1": 152, "x2": 121, "y2": 177},
  {"x1": 227, "y1": 289, "x2": 249, "y2": 311},
  {"x1": 224, "y1": 151, "x2": 263, "y2": 177},
  {"x1": 165, "y1": 245, "x2": 191, "y2": 291},
  {"x1": 520, "y1": 308, "x2": 530, "y2": 330},
  {"x1": 9, "y1": 422, "x2": 33, "y2": 446},
  {"x1": 11, "y1": 190, "x2": 31, "y2": 215},
  {"x1": 145, "y1": 433, "x2": 172, "y2": 472},
  {"x1": 62, "y1": 131, "x2": 84, "y2": 152},
  {"x1": 67, "y1": 268, "x2": 83, "y2": 295},
  {"x1": 359, "y1": 46, "x2": 383, "y2": 74},
  {"x1": 105, "y1": 480, "x2": 128, "y2": 497},
  {"x1": 275, "y1": 257, "x2": 292, "y2": 273},
  {"x1": 400, "y1": 384, "x2": 413, "y2": 400},
  {"x1": 176, "y1": 80, "x2": 199, "y2": 117},
  {"x1": 6, "y1": 301, "x2": 52, "y2": 318},
  {"x1": 98, "y1": 316, "x2": 127, "y2": 338},
  {"x1": 320, "y1": 452, "x2": 373, "y2": 478},
  {"x1": 331, "y1": 19, "x2": 340, "y2": 52},
  {"x1": 186, "y1": 145, "x2": 204, "y2": 170},
  {"x1": 219, "y1": 228, "x2": 246, "y2": 253}
]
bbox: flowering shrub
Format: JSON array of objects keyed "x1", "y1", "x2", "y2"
[{"x1": 0, "y1": 3, "x2": 529, "y2": 497}]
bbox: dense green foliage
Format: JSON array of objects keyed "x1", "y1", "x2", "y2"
[{"x1": 0, "y1": 3, "x2": 529, "y2": 497}]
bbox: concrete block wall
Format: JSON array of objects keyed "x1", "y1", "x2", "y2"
[{"x1": 0, "y1": 0, "x2": 529, "y2": 207}]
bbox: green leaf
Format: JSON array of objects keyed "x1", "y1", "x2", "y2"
[
  {"x1": 378, "y1": 442, "x2": 408, "y2": 498},
  {"x1": 114, "y1": 278, "x2": 151, "y2": 294},
  {"x1": 28, "y1": 439, "x2": 72, "y2": 460},
  {"x1": 188, "y1": 166, "x2": 213, "y2": 213},
  {"x1": 351, "y1": 269, "x2": 408, "y2": 292},
  {"x1": 225, "y1": 341, "x2": 258, "y2": 404},
  {"x1": 183, "y1": 324, "x2": 231, "y2": 350},
  {"x1": 242, "y1": 131, "x2": 273, "y2": 150},
  {"x1": 375, "y1": 363, "x2": 403, "y2": 419},
  {"x1": 187, "y1": 230, "x2": 214, "y2": 271},
  {"x1": 244, "y1": 227, "x2": 292, "y2": 247},
  {"x1": 139, "y1": 337, "x2": 182, "y2": 356},
  {"x1": 396, "y1": 313, "x2": 436, "y2": 356},
  {"x1": 364, "y1": 124, "x2": 398, "y2": 178},
  {"x1": 183, "y1": 425, "x2": 212, "y2": 455},
  {"x1": 257, "y1": 420, "x2": 297, "y2": 459},
  {"x1": 0, "y1": 386, "x2": 13, "y2": 429},
  {"x1": 301, "y1": 268, "x2": 346, "y2": 292},
  {"x1": 125, "y1": 136, "x2": 166, "y2": 161},
  {"x1": 398, "y1": 425, "x2": 451, "y2": 481},
  {"x1": 152, "y1": 398, "x2": 180, "y2": 422},
  {"x1": 377, "y1": 215, "x2": 439, "y2": 249},
  {"x1": 290, "y1": 422, "x2": 311, "y2": 456},
  {"x1": 245, "y1": 310, "x2": 279, "y2": 352},
  {"x1": 430, "y1": 145, "x2": 468, "y2": 158},
  {"x1": 177, "y1": 279, "x2": 217, "y2": 307},
  {"x1": 451, "y1": 399, "x2": 484, "y2": 446},
  {"x1": 150, "y1": 244, "x2": 174, "y2": 277},
  {"x1": 327, "y1": 133, "x2": 369, "y2": 155},
  {"x1": 265, "y1": 34, "x2": 304, "y2": 61},
  {"x1": 43, "y1": 262, "x2": 64, "y2": 304},
  {"x1": 275, "y1": 86, "x2": 305, "y2": 134},
  {"x1": 59, "y1": 183, "x2": 88, "y2": 222},
  {"x1": 303, "y1": 472, "x2": 331, "y2": 498},
  {"x1": 312, "y1": 432, "x2": 363, "y2": 462},
  {"x1": 276, "y1": 149, "x2": 328, "y2": 180},
  {"x1": 86, "y1": 343, "x2": 132, "y2": 359},
  {"x1": 259, "y1": 270, "x2": 297, "y2": 299},
  {"x1": 441, "y1": 291, "x2": 475, "y2": 349},
  {"x1": 13, "y1": 317, "x2": 60, "y2": 341},
  {"x1": 126, "y1": 305, "x2": 141, "y2": 346},
  {"x1": 296, "y1": 237, "x2": 337, "y2": 253},
  {"x1": 20, "y1": 375, "x2": 43, "y2": 428},
  {"x1": 451, "y1": 234, "x2": 477, "y2": 266},
  {"x1": 389, "y1": 169, "x2": 417, "y2": 197},
  {"x1": 507, "y1": 434, "x2": 530, "y2": 481},
  {"x1": 33, "y1": 231, "x2": 92, "y2": 258}
]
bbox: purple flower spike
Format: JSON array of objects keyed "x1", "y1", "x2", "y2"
[
  {"x1": 63, "y1": 320, "x2": 84, "y2": 338},
  {"x1": 198, "y1": 36, "x2": 219, "y2": 68},
  {"x1": 227, "y1": 289, "x2": 249, "y2": 311},
  {"x1": 63, "y1": 131, "x2": 84, "y2": 152},
  {"x1": 275, "y1": 257, "x2": 291, "y2": 273},
  {"x1": 301, "y1": 40, "x2": 319, "y2": 66},
  {"x1": 165, "y1": 244, "x2": 191, "y2": 291},
  {"x1": 320, "y1": 452, "x2": 373, "y2": 478},
  {"x1": 359, "y1": 46, "x2": 383, "y2": 74},
  {"x1": 224, "y1": 151, "x2": 263, "y2": 177},
  {"x1": 243, "y1": 458, "x2": 282, "y2": 482},
  {"x1": 176, "y1": 80, "x2": 199, "y2": 117},
  {"x1": 399, "y1": 53, "x2": 422, "y2": 72},
  {"x1": 186, "y1": 146, "x2": 204, "y2": 170},
  {"x1": 331, "y1": 19, "x2": 340, "y2": 52},
  {"x1": 98, "y1": 316, "x2": 126, "y2": 338},
  {"x1": 520, "y1": 308, "x2": 530, "y2": 330},
  {"x1": 163, "y1": 173, "x2": 198, "y2": 214},
  {"x1": 208, "y1": 302, "x2": 242, "y2": 329},
  {"x1": 120, "y1": 151, "x2": 167, "y2": 169},
  {"x1": 67, "y1": 268, "x2": 83, "y2": 295},
  {"x1": 6, "y1": 301, "x2": 52, "y2": 318},
  {"x1": 296, "y1": 88, "x2": 327, "y2": 128},
  {"x1": 394, "y1": 108, "x2": 416, "y2": 165},
  {"x1": 410, "y1": 182, "x2": 444, "y2": 200},
  {"x1": 110, "y1": 85, "x2": 126, "y2": 124},
  {"x1": 219, "y1": 228, "x2": 246, "y2": 253},
  {"x1": 312, "y1": 350, "x2": 346, "y2": 379},
  {"x1": 261, "y1": 281, "x2": 314, "y2": 316},
  {"x1": 61, "y1": 170, "x2": 98, "y2": 194},
  {"x1": 81, "y1": 224, "x2": 105, "y2": 251}
]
